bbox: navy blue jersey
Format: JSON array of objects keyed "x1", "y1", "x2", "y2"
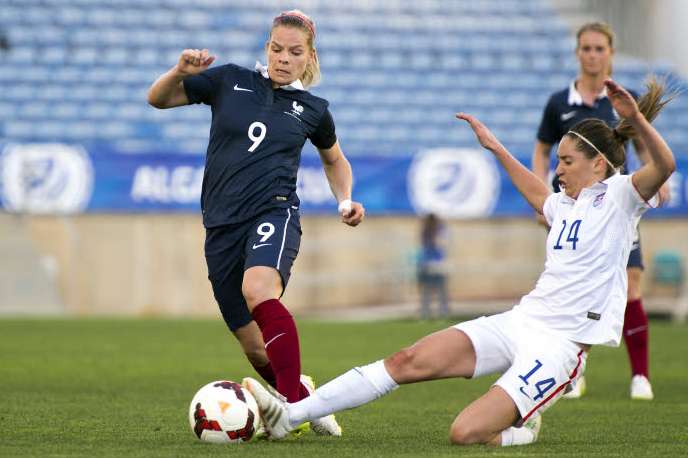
[
  {"x1": 184, "y1": 63, "x2": 336, "y2": 228},
  {"x1": 537, "y1": 82, "x2": 638, "y2": 175},
  {"x1": 537, "y1": 82, "x2": 638, "y2": 141},
  {"x1": 537, "y1": 83, "x2": 638, "y2": 188}
]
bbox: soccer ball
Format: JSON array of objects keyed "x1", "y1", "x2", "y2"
[{"x1": 188, "y1": 380, "x2": 260, "y2": 443}]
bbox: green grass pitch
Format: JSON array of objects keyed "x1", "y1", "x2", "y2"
[{"x1": 1, "y1": 318, "x2": 687, "y2": 457}]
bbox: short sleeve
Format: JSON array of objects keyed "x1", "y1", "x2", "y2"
[
  {"x1": 607, "y1": 174, "x2": 658, "y2": 217},
  {"x1": 183, "y1": 64, "x2": 230, "y2": 106},
  {"x1": 542, "y1": 192, "x2": 560, "y2": 226},
  {"x1": 309, "y1": 108, "x2": 337, "y2": 149},
  {"x1": 536, "y1": 95, "x2": 560, "y2": 144}
]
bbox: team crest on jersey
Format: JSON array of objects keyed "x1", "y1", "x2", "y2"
[
  {"x1": 593, "y1": 192, "x2": 606, "y2": 208},
  {"x1": 285, "y1": 101, "x2": 304, "y2": 121}
]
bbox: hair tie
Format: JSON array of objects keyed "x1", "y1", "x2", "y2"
[
  {"x1": 274, "y1": 11, "x2": 316, "y2": 38},
  {"x1": 612, "y1": 127, "x2": 626, "y2": 142}
]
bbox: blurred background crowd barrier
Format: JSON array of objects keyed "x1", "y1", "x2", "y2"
[{"x1": 1, "y1": 0, "x2": 686, "y2": 319}]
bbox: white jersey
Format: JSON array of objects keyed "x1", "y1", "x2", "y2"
[{"x1": 515, "y1": 174, "x2": 656, "y2": 346}]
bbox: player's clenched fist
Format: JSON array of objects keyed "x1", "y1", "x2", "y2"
[{"x1": 176, "y1": 49, "x2": 216, "y2": 76}]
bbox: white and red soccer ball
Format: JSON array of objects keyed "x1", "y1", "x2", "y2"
[{"x1": 188, "y1": 380, "x2": 260, "y2": 443}]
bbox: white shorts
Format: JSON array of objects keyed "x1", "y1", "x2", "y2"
[{"x1": 454, "y1": 309, "x2": 587, "y2": 423}]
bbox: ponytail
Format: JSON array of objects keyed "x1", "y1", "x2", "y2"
[
  {"x1": 612, "y1": 77, "x2": 671, "y2": 145},
  {"x1": 566, "y1": 76, "x2": 674, "y2": 177}
]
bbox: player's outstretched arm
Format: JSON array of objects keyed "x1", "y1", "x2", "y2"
[
  {"x1": 605, "y1": 79, "x2": 676, "y2": 202},
  {"x1": 631, "y1": 137, "x2": 671, "y2": 205},
  {"x1": 317, "y1": 141, "x2": 365, "y2": 226},
  {"x1": 456, "y1": 113, "x2": 551, "y2": 214},
  {"x1": 531, "y1": 141, "x2": 554, "y2": 227},
  {"x1": 147, "y1": 49, "x2": 216, "y2": 109}
]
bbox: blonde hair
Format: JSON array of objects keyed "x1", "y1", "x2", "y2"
[
  {"x1": 271, "y1": 10, "x2": 320, "y2": 88},
  {"x1": 566, "y1": 77, "x2": 672, "y2": 177},
  {"x1": 576, "y1": 22, "x2": 615, "y2": 76}
]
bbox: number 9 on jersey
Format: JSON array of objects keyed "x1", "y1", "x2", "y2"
[{"x1": 247, "y1": 122, "x2": 266, "y2": 152}]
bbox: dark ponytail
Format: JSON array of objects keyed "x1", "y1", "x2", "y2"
[{"x1": 612, "y1": 77, "x2": 671, "y2": 145}]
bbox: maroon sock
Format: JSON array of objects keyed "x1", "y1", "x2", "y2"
[
  {"x1": 298, "y1": 381, "x2": 311, "y2": 401},
  {"x1": 252, "y1": 299, "x2": 303, "y2": 402},
  {"x1": 249, "y1": 359, "x2": 310, "y2": 400},
  {"x1": 623, "y1": 298, "x2": 649, "y2": 378},
  {"x1": 250, "y1": 361, "x2": 277, "y2": 389}
]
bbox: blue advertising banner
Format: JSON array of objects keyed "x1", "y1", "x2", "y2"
[{"x1": 1, "y1": 143, "x2": 687, "y2": 218}]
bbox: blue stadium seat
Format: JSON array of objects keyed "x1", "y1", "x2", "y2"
[{"x1": 0, "y1": 0, "x2": 687, "y2": 158}]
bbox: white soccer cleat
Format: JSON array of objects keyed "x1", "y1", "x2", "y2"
[
  {"x1": 253, "y1": 421, "x2": 269, "y2": 441},
  {"x1": 242, "y1": 377, "x2": 293, "y2": 440},
  {"x1": 300, "y1": 375, "x2": 342, "y2": 437},
  {"x1": 562, "y1": 375, "x2": 586, "y2": 399},
  {"x1": 523, "y1": 415, "x2": 542, "y2": 442},
  {"x1": 264, "y1": 382, "x2": 310, "y2": 437},
  {"x1": 630, "y1": 375, "x2": 654, "y2": 400}
]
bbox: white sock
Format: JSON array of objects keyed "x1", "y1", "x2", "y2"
[
  {"x1": 500, "y1": 426, "x2": 535, "y2": 446},
  {"x1": 288, "y1": 360, "x2": 399, "y2": 426}
]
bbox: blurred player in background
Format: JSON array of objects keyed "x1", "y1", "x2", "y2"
[
  {"x1": 417, "y1": 213, "x2": 450, "y2": 319},
  {"x1": 531, "y1": 22, "x2": 668, "y2": 400},
  {"x1": 147, "y1": 9, "x2": 365, "y2": 436},
  {"x1": 246, "y1": 78, "x2": 674, "y2": 446}
]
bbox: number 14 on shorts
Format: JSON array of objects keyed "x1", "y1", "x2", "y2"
[{"x1": 518, "y1": 359, "x2": 556, "y2": 401}]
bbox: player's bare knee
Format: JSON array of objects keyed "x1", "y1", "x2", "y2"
[
  {"x1": 385, "y1": 346, "x2": 424, "y2": 382},
  {"x1": 449, "y1": 422, "x2": 488, "y2": 446},
  {"x1": 241, "y1": 281, "x2": 271, "y2": 309},
  {"x1": 242, "y1": 269, "x2": 282, "y2": 309}
]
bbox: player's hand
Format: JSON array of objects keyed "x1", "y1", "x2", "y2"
[
  {"x1": 657, "y1": 182, "x2": 671, "y2": 207},
  {"x1": 341, "y1": 201, "x2": 365, "y2": 227},
  {"x1": 455, "y1": 112, "x2": 504, "y2": 153},
  {"x1": 176, "y1": 49, "x2": 216, "y2": 77},
  {"x1": 604, "y1": 79, "x2": 640, "y2": 120}
]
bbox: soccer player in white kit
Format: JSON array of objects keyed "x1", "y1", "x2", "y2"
[{"x1": 244, "y1": 78, "x2": 676, "y2": 447}]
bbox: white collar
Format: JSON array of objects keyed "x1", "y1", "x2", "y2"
[
  {"x1": 561, "y1": 172, "x2": 619, "y2": 201},
  {"x1": 255, "y1": 61, "x2": 304, "y2": 91},
  {"x1": 600, "y1": 172, "x2": 621, "y2": 184},
  {"x1": 567, "y1": 80, "x2": 607, "y2": 106}
]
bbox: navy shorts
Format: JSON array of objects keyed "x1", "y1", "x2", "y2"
[
  {"x1": 628, "y1": 236, "x2": 643, "y2": 270},
  {"x1": 204, "y1": 206, "x2": 301, "y2": 331}
]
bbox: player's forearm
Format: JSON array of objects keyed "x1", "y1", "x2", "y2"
[
  {"x1": 632, "y1": 138, "x2": 650, "y2": 165},
  {"x1": 494, "y1": 145, "x2": 551, "y2": 213},
  {"x1": 147, "y1": 67, "x2": 186, "y2": 109},
  {"x1": 322, "y1": 155, "x2": 353, "y2": 203},
  {"x1": 629, "y1": 113, "x2": 676, "y2": 178}
]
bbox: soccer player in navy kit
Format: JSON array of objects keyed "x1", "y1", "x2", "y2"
[
  {"x1": 147, "y1": 10, "x2": 364, "y2": 435},
  {"x1": 531, "y1": 22, "x2": 669, "y2": 400}
]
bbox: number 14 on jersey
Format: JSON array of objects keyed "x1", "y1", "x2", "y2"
[{"x1": 553, "y1": 219, "x2": 582, "y2": 250}]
